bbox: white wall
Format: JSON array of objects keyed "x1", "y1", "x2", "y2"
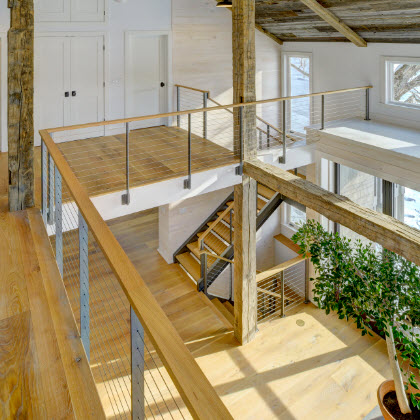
[
  {"x1": 172, "y1": 0, "x2": 282, "y2": 104},
  {"x1": 282, "y1": 42, "x2": 420, "y2": 131},
  {"x1": 0, "y1": 0, "x2": 172, "y2": 151}
]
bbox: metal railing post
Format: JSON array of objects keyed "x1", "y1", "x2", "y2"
[
  {"x1": 55, "y1": 167, "x2": 63, "y2": 276},
  {"x1": 200, "y1": 241, "x2": 207, "y2": 293},
  {"x1": 267, "y1": 125, "x2": 270, "y2": 149},
  {"x1": 203, "y1": 252, "x2": 208, "y2": 296},
  {"x1": 321, "y1": 95, "x2": 325, "y2": 130},
  {"x1": 176, "y1": 86, "x2": 181, "y2": 127},
  {"x1": 280, "y1": 271, "x2": 285, "y2": 318},
  {"x1": 203, "y1": 92, "x2": 208, "y2": 139},
  {"x1": 235, "y1": 106, "x2": 244, "y2": 175},
  {"x1": 79, "y1": 211, "x2": 90, "y2": 361},
  {"x1": 304, "y1": 259, "x2": 310, "y2": 304},
  {"x1": 184, "y1": 114, "x2": 192, "y2": 189},
  {"x1": 122, "y1": 122, "x2": 130, "y2": 205},
  {"x1": 258, "y1": 129, "x2": 262, "y2": 149},
  {"x1": 41, "y1": 141, "x2": 47, "y2": 225},
  {"x1": 48, "y1": 154, "x2": 55, "y2": 225},
  {"x1": 131, "y1": 307, "x2": 145, "y2": 420},
  {"x1": 365, "y1": 88, "x2": 371, "y2": 121},
  {"x1": 279, "y1": 101, "x2": 286, "y2": 164}
]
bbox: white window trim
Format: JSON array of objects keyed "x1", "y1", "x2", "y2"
[{"x1": 382, "y1": 56, "x2": 420, "y2": 111}]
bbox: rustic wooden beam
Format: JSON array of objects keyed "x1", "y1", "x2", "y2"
[
  {"x1": 298, "y1": 0, "x2": 367, "y2": 47},
  {"x1": 233, "y1": 0, "x2": 258, "y2": 345},
  {"x1": 244, "y1": 159, "x2": 420, "y2": 267},
  {"x1": 8, "y1": 0, "x2": 35, "y2": 211}
]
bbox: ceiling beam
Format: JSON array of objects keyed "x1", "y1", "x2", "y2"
[{"x1": 298, "y1": 0, "x2": 367, "y2": 47}]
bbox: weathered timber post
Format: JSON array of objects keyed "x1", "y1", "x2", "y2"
[
  {"x1": 233, "y1": 0, "x2": 258, "y2": 345},
  {"x1": 8, "y1": 0, "x2": 35, "y2": 211}
]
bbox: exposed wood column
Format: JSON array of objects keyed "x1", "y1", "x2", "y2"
[
  {"x1": 8, "y1": 0, "x2": 35, "y2": 211},
  {"x1": 233, "y1": 0, "x2": 257, "y2": 345}
]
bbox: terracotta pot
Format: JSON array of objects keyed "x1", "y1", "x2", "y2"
[{"x1": 378, "y1": 380, "x2": 397, "y2": 420}]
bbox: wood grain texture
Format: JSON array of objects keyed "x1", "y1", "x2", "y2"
[
  {"x1": 298, "y1": 0, "x2": 367, "y2": 46},
  {"x1": 8, "y1": 0, "x2": 35, "y2": 211},
  {"x1": 244, "y1": 158, "x2": 420, "y2": 267},
  {"x1": 40, "y1": 129, "x2": 233, "y2": 420}
]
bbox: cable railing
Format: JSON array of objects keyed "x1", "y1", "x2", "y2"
[
  {"x1": 39, "y1": 129, "x2": 233, "y2": 420},
  {"x1": 256, "y1": 255, "x2": 310, "y2": 323},
  {"x1": 48, "y1": 84, "x2": 372, "y2": 204}
]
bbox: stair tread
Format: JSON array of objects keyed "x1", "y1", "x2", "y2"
[
  {"x1": 257, "y1": 197, "x2": 268, "y2": 211},
  {"x1": 187, "y1": 242, "x2": 217, "y2": 267},
  {"x1": 197, "y1": 232, "x2": 227, "y2": 255},
  {"x1": 208, "y1": 221, "x2": 231, "y2": 243},
  {"x1": 212, "y1": 299, "x2": 234, "y2": 326},
  {"x1": 223, "y1": 301, "x2": 234, "y2": 316},
  {"x1": 258, "y1": 184, "x2": 276, "y2": 201},
  {"x1": 176, "y1": 252, "x2": 201, "y2": 282},
  {"x1": 217, "y1": 210, "x2": 233, "y2": 225}
]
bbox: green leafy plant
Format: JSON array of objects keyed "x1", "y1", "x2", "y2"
[{"x1": 292, "y1": 220, "x2": 420, "y2": 415}]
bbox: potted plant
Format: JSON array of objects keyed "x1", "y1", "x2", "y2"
[{"x1": 292, "y1": 220, "x2": 420, "y2": 419}]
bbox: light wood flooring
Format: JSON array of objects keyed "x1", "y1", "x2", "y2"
[
  {"x1": 56, "y1": 125, "x2": 238, "y2": 198},
  {"x1": 0, "y1": 196, "x2": 104, "y2": 418},
  {"x1": 60, "y1": 206, "x2": 391, "y2": 420}
]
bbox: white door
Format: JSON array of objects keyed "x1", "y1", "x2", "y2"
[
  {"x1": 71, "y1": 0, "x2": 105, "y2": 22},
  {"x1": 34, "y1": 36, "x2": 70, "y2": 145},
  {"x1": 35, "y1": 35, "x2": 105, "y2": 145},
  {"x1": 125, "y1": 33, "x2": 168, "y2": 130},
  {"x1": 69, "y1": 36, "x2": 105, "y2": 139},
  {"x1": 35, "y1": 0, "x2": 71, "y2": 22}
]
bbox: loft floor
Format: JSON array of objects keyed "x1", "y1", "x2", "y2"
[
  {"x1": 316, "y1": 117, "x2": 420, "y2": 191},
  {"x1": 55, "y1": 125, "x2": 238, "y2": 198}
]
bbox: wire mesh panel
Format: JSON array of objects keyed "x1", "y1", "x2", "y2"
[
  {"x1": 42, "y1": 152, "x2": 192, "y2": 419},
  {"x1": 257, "y1": 259, "x2": 307, "y2": 323}
]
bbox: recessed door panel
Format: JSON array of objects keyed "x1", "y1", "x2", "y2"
[
  {"x1": 35, "y1": 0, "x2": 71, "y2": 22},
  {"x1": 71, "y1": 0, "x2": 105, "y2": 22},
  {"x1": 125, "y1": 33, "x2": 168, "y2": 130},
  {"x1": 34, "y1": 36, "x2": 70, "y2": 145}
]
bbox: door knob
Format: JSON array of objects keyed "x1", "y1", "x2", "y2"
[
  {"x1": 72, "y1": 91, "x2": 77, "y2": 97},
  {"x1": 65, "y1": 92, "x2": 69, "y2": 97},
  {"x1": 160, "y1": 82, "x2": 165, "y2": 87}
]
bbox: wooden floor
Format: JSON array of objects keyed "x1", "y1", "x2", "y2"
[
  {"x1": 58, "y1": 206, "x2": 391, "y2": 420},
  {"x1": 0, "y1": 195, "x2": 104, "y2": 418},
  {"x1": 56, "y1": 125, "x2": 238, "y2": 198}
]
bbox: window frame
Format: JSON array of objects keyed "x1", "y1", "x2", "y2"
[{"x1": 382, "y1": 56, "x2": 420, "y2": 111}]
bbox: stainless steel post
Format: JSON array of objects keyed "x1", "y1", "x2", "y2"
[
  {"x1": 279, "y1": 101, "x2": 286, "y2": 164},
  {"x1": 122, "y1": 122, "x2": 130, "y2": 205},
  {"x1": 235, "y1": 106, "x2": 244, "y2": 175},
  {"x1": 203, "y1": 92, "x2": 208, "y2": 139},
  {"x1": 304, "y1": 259, "x2": 310, "y2": 304},
  {"x1": 48, "y1": 155, "x2": 55, "y2": 225},
  {"x1": 365, "y1": 88, "x2": 371, "y2": 121},
  {"x1": 280, "y1": 271, "x2": 285, "y2": 318},
  {"x1": 79, "y1": 211, "x2": 90, "y2": 361},
  {"x1": 176, "y1": 86, "x2": 181, "y2": 127},
  {"x1": 41, "y1": 141, "x2": 47, "y2": 225},
  {"x1": 321, "y1": 95, "x2": 325, "y2": 130},
  {"x1": 131, "y1": 307, "x2": 145, "y2": 420},
  {"x1": 55, "y1": 168, "x2": 63, "y2": 276},
  {"x1": 184, "y1": 114, "x2": 192, "y2": 189},
  {"x1": 267, "y1": 125, "x2": 270, "y2": 149}
]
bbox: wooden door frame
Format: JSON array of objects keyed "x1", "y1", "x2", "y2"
[
  {"x1": 124, "y1": 30, "x2": 173, "y2": 127},
  {"x1": 34, "y1": 31, "x2": 108, "y2": 144}
]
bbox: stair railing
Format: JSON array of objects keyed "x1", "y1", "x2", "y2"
[{"x1": 40, "y1": 128, "x2": 234, "y2": 420}]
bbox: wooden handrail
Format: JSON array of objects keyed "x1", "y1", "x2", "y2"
[
  {"x1": 39, "y1": 129, "x2": 233, "y2": 420},
  {"x1": 207, "y1": 96, "x2": 299, "y2": 144},
  {"x1": 175, "y1": 84, "x2": 210, "y2": 94},
  {"x1": 256, "y1": 255, "x2": 307, "y2": 284},
  {"x1": 274, "y1": 233, "x2": 302, "y2": 254},
  {"x1": 45, "y1": 85, "x2": 373, "y2": 134},
  {"x1": 200, "y1": 202, "x2": 234, "y2": 244},
  {"x1": 200, "y1": 250, "x2": 234, "y2": 264}
]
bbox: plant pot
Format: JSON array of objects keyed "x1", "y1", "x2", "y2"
[{"x1": 378, "y1": 380, "x2": 397, "y2": 420}]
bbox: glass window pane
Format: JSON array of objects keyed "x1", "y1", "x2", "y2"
[
  {"x1": 394, "y1": 185, "x2": 420, "y2": 230},
  {"x1": 289, "y1": 205, "x2": 306, "y2": 227},
  {"x1": 392, "y1": 63, "x2": 420, "y2": 105},
  {"x1": 289, "y1": 56, "x2": 310, "y2": 133}
]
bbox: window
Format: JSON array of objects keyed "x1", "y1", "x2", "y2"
[
  {"x1": 384, "y1": 57, "x2": 420, "y2": 109},
  {"x1": 286, "y1": 204, "x2": 306, "y2": 229},
  {"x1": 283, "y1": 53, "x2": 312, "y2": 134},
  {"x1": 394, "y1": 185, "x2": 420, "y2": 230}
]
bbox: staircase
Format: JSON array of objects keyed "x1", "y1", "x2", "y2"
[{"x1": 174, "y1": 183, "x2": 283, "y2": 297}]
